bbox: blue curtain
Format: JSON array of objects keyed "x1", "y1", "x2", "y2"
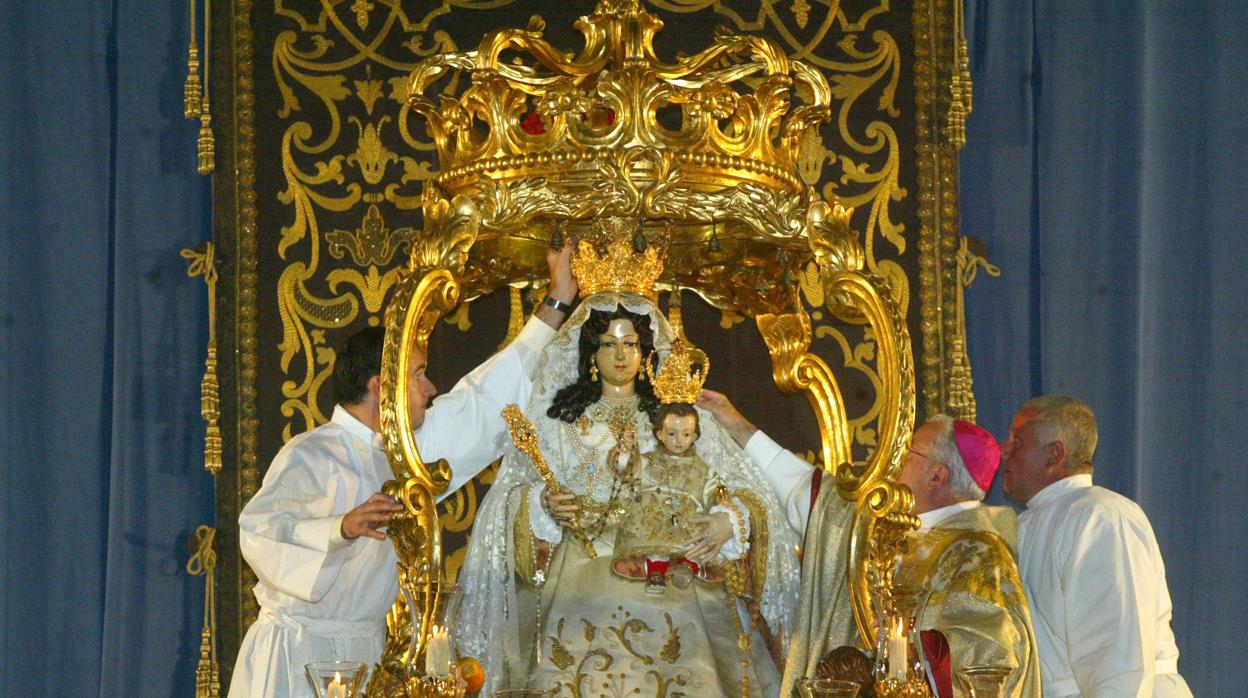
[
  {"x1": 0, "y1": 2, "x2": 213, "y2": 696},
  {"x1": 5, "y1": 1, "x2": 1244, "y2": 695},
  {"x1": 962, "y1": 2, "x2": 1248, "y2": 694}
]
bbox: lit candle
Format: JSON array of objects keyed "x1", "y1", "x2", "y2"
[
  {"x1": 327, "y1": 671, "x2": 347, "y2": 698},
  {"x1": 887, "y1": 616, "x2": 908, "y2": 682},
  {"x1": 425, "y1": 625, "x2": 451, "y2": 676}
]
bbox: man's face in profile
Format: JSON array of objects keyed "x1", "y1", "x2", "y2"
[
  {"x1": 406, "y1": 346, "x2": 438, "y2": 428},
  {"x1": 897, "y1": 420, "x2": 942, "y2": 514},
  {"x1": 1001, "y1": 407, "x2": 1056, "y2": 503}
]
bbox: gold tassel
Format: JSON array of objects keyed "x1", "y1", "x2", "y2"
[
  {"x1": 195, "y1": 0, "x2": 214, "y2": 174},
  {"x1": 948, "y1": 237, "x2": 1000, "y2": 421},
  {"x1": 183, "y1": 0, "x2": 201, "y2": 118},
  {"x1": 197, "y1": 105, "x2": 215, "y2": 174},
  {"x1": 181, "y1": 242, "x2": 222, "y2": 475},
  {"x1": 187, "y1": 526, "x2": 220, "y2": 698},
  {"x1": 202, "y1": 347, "x2": 222, "y2": 475},
  {"x1": 946, "y1": 0, "x2": 973, "y2": 149}
]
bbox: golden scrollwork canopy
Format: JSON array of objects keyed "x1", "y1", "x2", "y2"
[{"x1": 369, "y1": 1, "x2": 919, "y2": 694}]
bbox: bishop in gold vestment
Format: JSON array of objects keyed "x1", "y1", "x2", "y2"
[
  {"x1": 697, "y1": 390, "x2": 1042, "y2": 697},
  {"x1": 895, "y1": 502, "x2": 1041, "y2": 697},
  {"x1": 892, "y1": 416, "x2": 1041, "y2": 697}
]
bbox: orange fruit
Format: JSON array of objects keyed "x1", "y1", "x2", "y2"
[{"x1": 459, "y1": 656, "x2": 485, "y2": 694}]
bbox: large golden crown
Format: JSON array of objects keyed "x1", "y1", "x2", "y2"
[
  {"x1": 404, "y1": 0, "x2": 858, "y2": 314},
  {"x1": 408, "y1": 0, "x2": 830, "y2": 199},
  {"x1": 570, "y1": 216, "x2": 667, "y2": 300},
  {"x1": 647, "y1": 337, "x2": 710, "y2": 405}
]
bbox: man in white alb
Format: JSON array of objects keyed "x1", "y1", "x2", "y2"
[
  {"x1": 228, "y1": 244, "x2": 578, "y2": 698},
  {"x1": 1002, "y1": 394, "x2": 1192, "y2": 698}
]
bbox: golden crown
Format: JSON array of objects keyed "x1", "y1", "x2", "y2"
[
  {"x1": 404, "y1": 0, "x2": 854, "y2": 316},
  {"x1": 408, "y1": 1, "x2": 829, "y2": 200},
  {"x1": 647, "y1": 338, "x2": 710, "y2": 405},
  {"x1": 570, "y1": 217, "x2": 667, "y2": 300}
]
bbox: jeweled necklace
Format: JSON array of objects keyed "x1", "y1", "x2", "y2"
[
  {"x1": 590, "y1": 392, "x2": 640, "y2": 435},
  {"x1": 563, "y1": 393, "x2": 639, "y2": 491}
]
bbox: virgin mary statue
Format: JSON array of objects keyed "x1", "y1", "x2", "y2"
[{"x1": 456, "y1": 222, "x2": 801, "y2": 696}]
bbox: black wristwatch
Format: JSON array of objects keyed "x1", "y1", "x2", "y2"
[{"x1": 543, "y1": 296, "x2": 573, "y2": 314}]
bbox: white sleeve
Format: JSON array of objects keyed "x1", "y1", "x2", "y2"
[
  {"x1": 237, "y1": 443, "x2": 357, "y2": 604},
  {"x1": 710, "y1": 498, "x2": 751, "y2": 560},
  {"x1": 509, "y1": 314, "x2": 557, "y2": 378},
  {"x1": 419, "y1": 316, "x2": 556, "y2": 502},
  {"x1": 743, "y1": 430, "x2": 815, "y2": 534},
  {"x1": 1062, "y1": 505, "x2": 1158, "y2": 697}
]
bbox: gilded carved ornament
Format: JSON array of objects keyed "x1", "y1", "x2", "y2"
[{"x1": 368, "y1": 194, "x2": 480, "y2": 694}]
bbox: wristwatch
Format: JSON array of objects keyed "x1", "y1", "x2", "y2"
[{"x1": 543, "y1": 296, "x2": 573, "y2": 314}]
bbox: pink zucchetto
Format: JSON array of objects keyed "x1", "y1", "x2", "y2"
[{"x1": 953, "y1": 419, "x2": 1001, "y2": 492}]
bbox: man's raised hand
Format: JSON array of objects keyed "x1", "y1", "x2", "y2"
[
  {"x1": 696, "y1": 389, "x2": 758, "y2": 448},
  {"x1": 546, "y1": 238, "x2": 578, "y2": 305}
]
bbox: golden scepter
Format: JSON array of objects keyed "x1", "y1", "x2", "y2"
[{"x1": 502, "y1": 404, "x2": 598, "y2": 559}]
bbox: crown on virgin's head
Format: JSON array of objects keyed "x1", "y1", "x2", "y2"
[
  {"x1": 648, "y1": 337, "x2": 709, "y2": 405},
  {"x1": 570, "y1": 216, "x2": 667, "y2": 300}
]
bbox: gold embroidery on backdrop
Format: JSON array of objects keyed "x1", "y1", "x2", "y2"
[
  {"x1": 270, "y1": 2, "x2": 479, "y2": 443},
  {"x1": 326, "y1": 204, "x2": 418, "y2": 266}
]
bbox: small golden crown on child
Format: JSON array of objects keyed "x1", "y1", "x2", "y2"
[
  {"x1": 570, "y1": 216, "x2": 668, "y2": 300},
  {"x1": 647, "y1": 337, "x2": 710, "y2": 405}
]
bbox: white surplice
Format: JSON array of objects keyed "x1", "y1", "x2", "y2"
[
  {"x1": 1017, "y1": 474, "x2": 1193, "y2": 698},
  {"x1": 228, "y1": 317, "x2": 554, "y2": 698},
  {"x1": 742, "y1": 430, "x2": 816, "y2": 535}
]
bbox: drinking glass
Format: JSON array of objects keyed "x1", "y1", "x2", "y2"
[{"x1": 305, "y1": 660, "x2": 367, "y2": 698}]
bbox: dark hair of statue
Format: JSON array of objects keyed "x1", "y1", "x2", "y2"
[
  {"x1": 652, "y1": 402, "x2": 701, "y2": 439},
  {"x1": 333, "y1": 326, "x2": 384, "y2": 406},
  {"x1": 546, "y1": 306, "x2": 659, "y2": 423}
]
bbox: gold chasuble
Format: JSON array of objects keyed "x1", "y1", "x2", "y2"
[
  {"x1": 779, "y1": 489, "x2": 860, "y2": 696},
  {"x1": 895, "y1": 505, "x2": 1042, "y2": 698}
]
